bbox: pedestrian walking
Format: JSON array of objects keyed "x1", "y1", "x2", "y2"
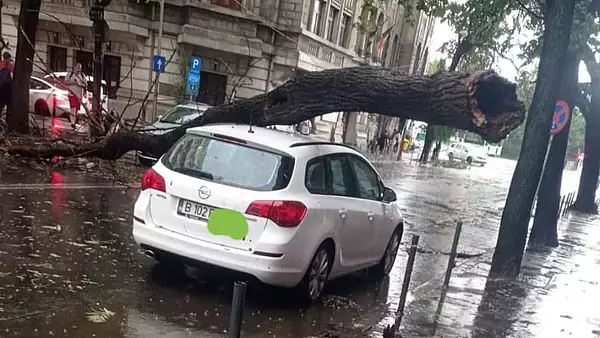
[
  {"x1": 65, "y1": 63, "x2": 87, "y2": 129},
  {"x1": 0, "y1": 52, "x2": 14, "y2": 115},
  {"x1": 295, "y1": 119, "x2": 312, "y2": 135}
]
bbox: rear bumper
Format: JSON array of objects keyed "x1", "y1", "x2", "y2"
[{"x1": 132, "y1": 219, "x2": 306, "y2": 288}]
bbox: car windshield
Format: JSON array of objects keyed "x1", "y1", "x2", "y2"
[
  {"x1": 162, "y1": 134, "x2": 294, "y2": 191},
  {"x1": 160, "y1": 106, "x2": 205, "y2": 124}
]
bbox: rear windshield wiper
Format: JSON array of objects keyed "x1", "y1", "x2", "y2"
[{"x1": 172, "y1": 167, "x2": 214, "y2": 180}]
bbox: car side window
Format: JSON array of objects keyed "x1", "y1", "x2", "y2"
[
  {"x1": 349, "y1": 156, "x2": 382, "y2": 201},
  {"x1": 326, "y1": 154, "x2": 357, "y2": 197},
  {"x1": 30, "y1": 79, "x2": 49, "y2": 90},
  {"x1": 305, "y1": 157, "x2": 328, "y2": 194}
]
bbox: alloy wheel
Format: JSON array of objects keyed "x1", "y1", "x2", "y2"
[{"x1": 308, "y1": 249, "x2": 329, "y2": 300}]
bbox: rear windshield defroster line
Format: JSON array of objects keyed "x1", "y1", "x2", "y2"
[{"x1": 162, "y1": 134, "x2": 295, "y2": 191}]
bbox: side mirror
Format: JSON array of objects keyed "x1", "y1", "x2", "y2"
[
  {"x1": 157, "y1": 115, "x2": 163, "y2": 121},
  {"x1": 382, "y1": 187, "x2": 397, "y2": 203}
]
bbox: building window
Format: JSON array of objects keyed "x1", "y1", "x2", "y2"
[
  {"x1": 47, "y1": 45, "x2": 67, "y2": 72},
  {"x1": 338, "y1": 14, "x2": 351, "y2": 48},
  {"x1": 103, "y1": 54, "x2": 121, "y2": 99},
  {"x1": 326, "y1": 7, "x2": 339, "y2": 42},
  {"x1": 310, "y1": 0, "x2": 326, "y2": 35},
  {"x1": 74, "y1": 50, "x2": 93, "y2": 75},
  {"x1": 210, "y1": 0, "x2": 241, "y2": 10}
]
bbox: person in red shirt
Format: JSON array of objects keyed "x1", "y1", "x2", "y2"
[{"x1": 0, "y1": 52, "x2": 14, "y2": 114}]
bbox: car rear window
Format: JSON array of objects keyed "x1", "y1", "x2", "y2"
[{"x1": 162, "y1": 134, "x2": 294, "y2": 191}]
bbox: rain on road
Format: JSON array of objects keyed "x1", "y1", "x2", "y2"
[{"x1": 0, "y1": 157, "x2": 581, "y2": 337}]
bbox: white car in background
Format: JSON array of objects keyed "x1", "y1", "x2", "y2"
[
  {"x1": 447, "y1": 142, "x2": 487, "y2": 166},
  {"x1": 137, "y1": 102, "x2": 212, "y2": 167},
  {"x1": 132, "y1": 124, "x2": 404, "y2": 301},
  {"x1": 43, "y1": 72, "x2": 109, "y2": 115}
]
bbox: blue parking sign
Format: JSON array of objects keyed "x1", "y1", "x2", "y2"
[
  {"x1": 186, "y1": 73, "x2": 201, "y2": 96},
  {"x1": 189, "y1": 56, "x2": 202, "y2": 75}
]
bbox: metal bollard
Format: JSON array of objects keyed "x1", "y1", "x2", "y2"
[
  {"x1": 443, "y1": 222, "x2": 463, "y2": 287},
  {"x1": 394, "y1": 235, "x2": 420, "y2": 331},
  {"x1": 228, "y1": 281, "x2": 247, "y2": 338}
]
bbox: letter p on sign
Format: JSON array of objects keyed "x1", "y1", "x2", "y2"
[{"x1": 189, "y1": 56, "x2": 202, "y2": 75}]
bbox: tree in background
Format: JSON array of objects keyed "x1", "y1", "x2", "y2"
[{"x1": 572, "y1": 45, "x2": 600, "y2": 213}]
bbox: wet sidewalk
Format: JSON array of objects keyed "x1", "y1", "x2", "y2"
[{"x1": 397, "y1": 212, "x2": 600, "y2": 338}]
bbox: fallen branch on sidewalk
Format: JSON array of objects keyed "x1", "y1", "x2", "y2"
[{"x1": 7, "y1": 66, "x2": 525, "y2": 160}]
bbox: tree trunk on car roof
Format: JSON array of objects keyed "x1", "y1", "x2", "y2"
[
  {"x1": 7, "y1": 66, "x2": 525, "y2": 160},
  {"x1": 7, "y1": 0, "x2": 42, "y2": 134}
]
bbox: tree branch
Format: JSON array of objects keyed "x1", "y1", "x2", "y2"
[
  {"x1": 7, "y1": 67, "x2": 526, "y2": 160},
  {"x1": 514, "y1": 0, "x2": 543, "y2": 20}
]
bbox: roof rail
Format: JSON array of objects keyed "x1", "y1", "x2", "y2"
[{"x1": 289, "y1": 141, "x2": 359, "y2": 151}]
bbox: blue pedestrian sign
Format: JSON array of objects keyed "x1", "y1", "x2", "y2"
[
  {"x1": 152, "y1": 55, "x2": 166, "y2": 73},
  {"x1": 186, "y1": 73, "x2": 201, "y2": 97},
  {"x1": 189, "y1": 56, "x2": 202, "y2": 75}
]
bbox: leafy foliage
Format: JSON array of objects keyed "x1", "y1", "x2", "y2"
[{"x1": 501, "y1": 69, "x2": 535, "y2": 159}]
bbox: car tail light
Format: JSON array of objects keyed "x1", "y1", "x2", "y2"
[
  {"x1": 141, "y1": 168, "x2": 166, "y2": 192},
  {"x1": 245, "y1": 200, "x2": 307, "y2": 227}
]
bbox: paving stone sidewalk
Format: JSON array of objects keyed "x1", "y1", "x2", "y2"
[{"x1": 396, "y1": 213, "x2": 600, "y2": 338}]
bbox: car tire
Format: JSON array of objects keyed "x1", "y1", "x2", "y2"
[
  {"x1": 297, "y1": 243, "x2": 332, "y2": 303},
  {"x1": 138, "y1": 155, "x2": 156, "y2": 168},
  {"x1": 370, "y1": 226, "x2": 403, "y2": 278},
  {"x1": 34, "y1": 100, "x2": 50, "y2": 117},
  {"x1": 466, "y1": 157, "x2": 473, "y2": 165}
]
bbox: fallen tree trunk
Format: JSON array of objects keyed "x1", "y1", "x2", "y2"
[{"x1": 8, "y1": 66, "x2": 526, "y2": 160}]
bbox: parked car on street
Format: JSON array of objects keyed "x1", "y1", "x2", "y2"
[
  {"x1": 136, "y1": 102, "x2": 212, "y2": 167},
  {"x1": 28, "y1": 76, "x2": 79, "y2": 135},
  {"x1": 446, "y1": 142, "x2": 487, "y2": 166},
  {"x1": 132, "y1": 124, "x2": 404, "y2": 302},
  {"x1": 43, "y1": 72, "x2": 109, "y2": 115}
]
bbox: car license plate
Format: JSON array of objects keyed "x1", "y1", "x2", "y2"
[{"x1": 178, "y1": 199, "x2": 215, "y2": 220}]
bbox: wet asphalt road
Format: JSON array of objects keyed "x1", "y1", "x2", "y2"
[{"x1": 0, "y1": 157, "x2": 580, "y2": 337}]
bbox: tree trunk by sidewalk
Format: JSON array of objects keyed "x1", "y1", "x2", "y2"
[
  {"x1": 342, "y1": 111, "x2": 358, "y2": 146},
  {"x1": 528, "y1": 51, "x2": 580, "y2": 250},
  {"x1": 490, "y1": 0, "x2": 576, "y2": 278},
  {"x1": 8, "y1": 67, "x2": 525, "y2": 160},
  {"x1": 572, "y1": 49, "x2": 600, "y2": 214},
  {"x1": 419, "y1": 125, "x2": 435, "y2": 163},
  {"x1": 7, "y1": 0, "x2": 42, "y2": 133}
]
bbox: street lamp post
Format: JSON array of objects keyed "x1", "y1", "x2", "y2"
[{"x1": 152, "y1": 0, "x2": 165, "y2": 122}]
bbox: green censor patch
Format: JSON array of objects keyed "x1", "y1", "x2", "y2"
[{"x1": 207, "y1": 209, "x2": 249, "y2": 240}]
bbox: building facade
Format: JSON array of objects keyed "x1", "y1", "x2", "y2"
[{"x1": 0, "y1": 0, "x2": 434, "y2": 125}]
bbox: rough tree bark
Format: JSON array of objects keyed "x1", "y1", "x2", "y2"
[
  {"x1": 528, "y1": 51, "x2": 580, "y2": 250},
  {"x1": 490, "y1": 0, "x2": 576, "y2": 277},
  {"x1": 572, "y1": 49, "x2": 600, "y2": 213},
  {"x1": 420, "y1": 37, "x2": 469, "y2": 163},
  {"x1": 8, "y1": 67, "x2": 526, "y2": 160},
  {"x1": 7, "y1": 0, "x2": 42, "y2": 133}
]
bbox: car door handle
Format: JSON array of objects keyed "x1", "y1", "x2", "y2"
[
  {"x1": 367, "y1": 211, "x2": 375, "y2": 221},
  {"x1": 338, "y1": 209, "x2": 348, "y2": 219}
]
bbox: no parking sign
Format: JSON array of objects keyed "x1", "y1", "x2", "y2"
[{"x1": 550, "y1": 100, "x2": 570, "y2": 135}]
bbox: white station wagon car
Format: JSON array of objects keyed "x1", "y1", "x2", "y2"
[{"x1": 133, "y1": 124, "x2": 404, "y2": 301}]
